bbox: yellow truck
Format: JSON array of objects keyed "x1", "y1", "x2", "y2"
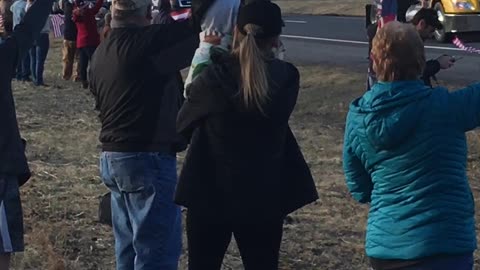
[{"x1": 368, "y1": 0, "x2": 480, "y2": 42}]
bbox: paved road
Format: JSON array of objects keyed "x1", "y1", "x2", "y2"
[{"x1": 282, "y1": 15, "x2": 480, "y2": 85}]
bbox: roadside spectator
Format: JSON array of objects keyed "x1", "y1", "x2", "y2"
[
  {"x1": 344, "y1": 21, "x2": 479, "y2": 270},
  {"x1": 89, "y1": 0, "x2": 212, "y2": 268},
  {"x1": 367, "y1": 8, "x2": 454, "y2": 89},
  {"x1": 0, "y1": 0, "x2": 55, "y2": 268},
  {"x1": 26, "y1": 0, "x2": 50, "y2": 87},
  {"x1": 73, "y1": 0, "x2": 103, "y2": 89},
  {"x1": 60, "y1": 0, "x2": 80, "y2": 81},
  {"x1": 10, "y1": 0, "x2": 31, "y2": 82},
  {"x1": 175, "y1": 2, "x2": 318, "y2": 269}
]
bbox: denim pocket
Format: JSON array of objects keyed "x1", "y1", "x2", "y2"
[{"x1": 109, "y1": 153, "x2": 151, "y2": 193}]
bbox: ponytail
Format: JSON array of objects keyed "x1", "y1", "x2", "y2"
[{"x1": 234, "y1": 24, "x2": 270, "y2": 113}]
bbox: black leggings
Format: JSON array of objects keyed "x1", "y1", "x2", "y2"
[
  {"x1": 78, "y1": 46, "x2": 96, "y2": 82},
  {"x1": 186, "y1": 210, "x2": 284, "y2": 270}
]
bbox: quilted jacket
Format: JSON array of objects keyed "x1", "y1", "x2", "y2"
[{"x1": 343, "y1": 80, "x2": 480, "y2": 260}]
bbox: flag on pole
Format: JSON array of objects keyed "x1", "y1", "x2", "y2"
[
  {"x1": 378, "y1": 0, "x2": 397, "y2": 28},
  {"x1": 0, "y1": 14, "x2": 4, "y2": 32},
  {"x1": 453, "y1": 36, "x2": 480, "y2": 54},
  {"x1": 50, "y1": 14, "x2": 65, "y2": 38}
]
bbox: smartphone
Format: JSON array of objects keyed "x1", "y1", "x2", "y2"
[{"x1": 452, "y1": 56, "x2": 463, "y2": 62}]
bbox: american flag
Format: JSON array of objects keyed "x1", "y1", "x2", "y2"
[
  {"x1": 171, "y1": 9, "x2": 190, "y2": 21},
  {"x1": 0, "y1": 14, "x2": 4, "y2": 32},
  {"x1": 50, "y1": 14, "x2": 65, "y2": 38},
  {"x1": 453, "y1": 36, "x2": 480, "y2": 54},
  {"x1": 377, "y1": 0, "x2": 397, "y2": 28}
]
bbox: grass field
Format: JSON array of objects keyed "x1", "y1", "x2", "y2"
[
  {"x1": 274, "y1": 0, "x2": 369, "y2": 16},
  {"x1": 9, "y1": 40, "x2": 480, "y2": 269}
]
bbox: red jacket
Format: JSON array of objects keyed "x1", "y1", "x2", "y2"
[{"x1": 73, "y1": 0, "x2": 103, "y2": 48}]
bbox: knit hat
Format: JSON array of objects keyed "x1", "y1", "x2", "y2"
[{"x1": 237, "y1": 1, "x2": 283, "y2": 39}]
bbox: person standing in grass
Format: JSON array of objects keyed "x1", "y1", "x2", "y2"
[
  {"x1": 175, "y1": 2, "x2": 318, "y2": 269},
  {"x1": 26, "y1": 0, "x2": 51, "y2": 87},
  {"x1": 89, "y1": 0, "x2": 211, "y2": 268},
  {"x1": 73, "y1": 0, "x2": 103, "y2": 89},
  {"x1": 0, "y1": 0, "x2": 54, "y2": 268},
  {"x1": 60, "y1": 0, "x2": 80, "y2": 81},
  {"x1": 10, "y1": 0, "x2": 31, "y2": 82},
  {"x1": 344, "y1": 21, "x2": 479, "y2": 270}
]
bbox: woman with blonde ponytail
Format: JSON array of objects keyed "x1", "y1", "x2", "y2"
[{"x1": 175, "y1": 2, "x2": 318, "y2": 270}]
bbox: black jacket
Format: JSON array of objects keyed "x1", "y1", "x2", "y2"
[
  {"x1": 0, "y1": 0, "x2": 53, "y2": 179},
  {"x1": 175, "y1": 52, "x2": 319, "y2": 221},
  {"x1": 90, "y1": 21, "x2": 200, "y2": 153},
  {"x1": 62, "y1": 0, "x2": 77, "y2": 41}
]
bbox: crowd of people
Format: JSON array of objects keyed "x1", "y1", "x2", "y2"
[{"x1": 1, "y1": 0, "x2": 480, "y2": 269}]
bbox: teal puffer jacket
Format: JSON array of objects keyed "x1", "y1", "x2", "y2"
[{"x1": 343, "y1": 80, "x2": 479, "y2": 260}]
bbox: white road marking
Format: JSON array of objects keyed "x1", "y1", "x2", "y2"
[
  {"x1": 282, "y1": 34, "x2": 368, "y2": 45},
  {"x1": 284, "y1": 20, "x2": 308, "y2": 24},
  {"x1": 281, "y1": 34, "x2": 464, "y2": 52}
]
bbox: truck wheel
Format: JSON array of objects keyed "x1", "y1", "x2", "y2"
[{"x1": 433, "y1": 2, "x2": 451, "y2": 43}]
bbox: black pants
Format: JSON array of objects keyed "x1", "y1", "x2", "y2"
[
  {"x1": 186, "y1": 210, "x2": 284, "y2": 270},
  {"x1": 78, "y1": 46, "x2": 96, "y2": 82}
]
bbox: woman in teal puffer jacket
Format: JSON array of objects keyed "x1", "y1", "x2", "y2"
[{"x1": 343, "y1": 21, "x2": 479, "y2": 270}]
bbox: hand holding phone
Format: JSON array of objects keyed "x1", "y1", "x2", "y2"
[{"x1": 437, "y1": 55, "x2": 455, "y2": 70}]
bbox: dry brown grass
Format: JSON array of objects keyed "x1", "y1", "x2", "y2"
[
  {"x1": 274, "y1": 0, "x2": 369, "y2": 16},
  {"x1": 9, "y1": 40, "x2": 480, "y2": 269}
]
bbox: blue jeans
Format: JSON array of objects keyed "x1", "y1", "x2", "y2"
[
  {"x1": 29, "y1": 33, "x2": 50, "y2": 86},
  {"x1": 100, "y1": 152, "x2": 181, "y2": 270}
]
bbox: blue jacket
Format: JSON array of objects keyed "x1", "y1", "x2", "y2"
[{"x1": 343, "y1": 80, "x2": 479, "y2": 260}]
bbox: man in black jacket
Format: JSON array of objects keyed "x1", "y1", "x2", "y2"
[
  {"x1": 89, "y1": 0, "x2": 211, "y2": 268},
  {"x1": 60, "y1": 0, "x2": 79, "y2": 81},
  {"x1": 367, "y1": 8, "x2": 455, "y2": 88},
  {"x1": 0, "y1": 0, "x2": 54, "y2": 268}
]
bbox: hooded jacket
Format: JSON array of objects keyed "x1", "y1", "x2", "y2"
[
  {"x1": 343, "y1": 80, "x2": 480, "y2": 260},
  {"x1": 175, "y1": 51, "x2": 318, "y2": 221}
]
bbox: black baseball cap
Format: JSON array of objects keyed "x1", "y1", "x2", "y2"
[
  {"x1": 412, "y1": 8, "x2": 443, "y2": 30},
  {"x1": 237, "y1": 1, "x2": 283, "y2": 38}
]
